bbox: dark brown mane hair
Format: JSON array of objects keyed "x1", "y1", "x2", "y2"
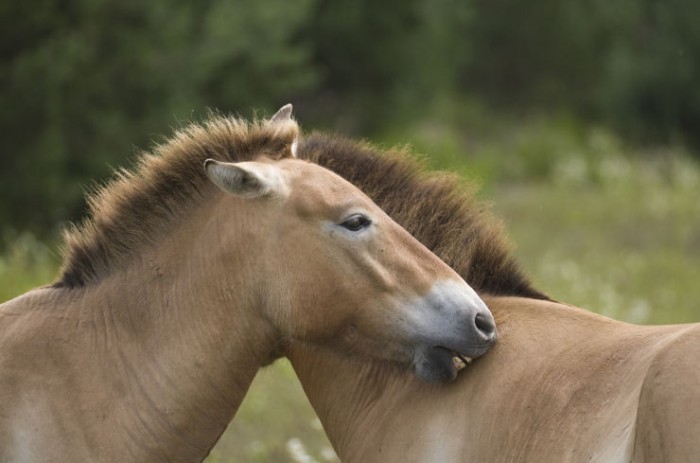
[
  {"x1": 56, "y1": 113, "x2": 546, "y2": 300},
  {"x1": 55, "y1": 115, "x2": 298, "y2": 287},
  {"x1": 301, "y1": 132, "x2": 548, "y2": 300}
]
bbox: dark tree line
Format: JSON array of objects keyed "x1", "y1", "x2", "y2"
[{"x1": 2, "y1": 0, "x2": 698, "y2": 234}]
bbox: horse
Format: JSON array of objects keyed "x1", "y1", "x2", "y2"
[
  {"x1": 0, "y1": 106, "x2": 497, "y2": 463},
  {"x1": 283, "y1": 133, "x2": 700, "y2": 463}
]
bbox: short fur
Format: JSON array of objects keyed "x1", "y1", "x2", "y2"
[
  {"x1": 301, "y1": 133, "x2": 548, "y2": 300},
  {"x1": 4, "y1": 109, "x2": 491, "y2": 461},
  {"x1": 56, "y1": 115, "x2": 298, "y2": 287},
  {"x1": 57, "y1": 115, "x2": 545, "y2": 300}
]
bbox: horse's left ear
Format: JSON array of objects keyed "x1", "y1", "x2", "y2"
[
  {"x1": 204, "y1": 159, "x2": 286, "y2": 198},
  {"x1": 268, "y1": 103, "x2": 298, "y2": 158},
  {"x1": 269, "y1": 103, "x2": 293, "y2": 124}
]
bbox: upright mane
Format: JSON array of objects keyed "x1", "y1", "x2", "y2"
[
  {"x1": 56, "y1": 114, "x2": 298, "y2": 287},
  {"x1": 56, "y1": 111, "x2": 545, "y2": 300},
  {"x1": 300, "y1": 133, "x2": 548, "y2": 300}
]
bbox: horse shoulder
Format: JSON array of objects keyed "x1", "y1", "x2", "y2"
[
  {"x1": 0, "y1": 289, "x2": 102, "y2": 462},
  {"x1": 631, "y1": 323, "x2": 700, "y2": 463}
]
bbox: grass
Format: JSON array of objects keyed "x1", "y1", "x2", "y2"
[
  {"x1": 207, "y1": 360, "x2": 337, "y2": 463},
  {"x1": 387, "y1": 115, "x2": 700, "y2": 324},
  {"x1": 496, "y1": 158, "x2": 700, "y2": 324},
  {"x1": 0, "y1": 232, "x2": 61, "y2": 302},
  {"x1": 1, "y1": 119, "x2": 698, "y2": 461}
]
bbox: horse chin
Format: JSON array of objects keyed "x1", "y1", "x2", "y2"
[
  {"x1": 333, "y1": 325, "x2": 472, "y2": 380},
  {"x1": 413, "y1": 346, "x2": 472, "y2": 383}
]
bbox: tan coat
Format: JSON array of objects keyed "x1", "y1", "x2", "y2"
[
  {"x1": 289, "y1": 296, "x2": 700, "y2": 462},
  {"x1": 290, "y1": 133, "x2": 700, "y2": 462},
  {"x1": 0, "y1": 108, "x2": 495, "y2": 462}
]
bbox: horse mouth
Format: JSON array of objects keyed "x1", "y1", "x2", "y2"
[
  {"x1": 413, "y1": 345, "x2": 479, "y2": 382},
  {"x1": 434, "y1": 346, "x2": 473, "y2": 376},
  {"x1": 451, "y1": 351, "x2": 473, "y2": 372}
]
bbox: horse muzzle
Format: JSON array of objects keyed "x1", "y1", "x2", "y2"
[{"x1": 408, "y1": 279, "x2": 497, "y2": 382}]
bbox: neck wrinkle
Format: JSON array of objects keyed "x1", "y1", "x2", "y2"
[
  {"x1": 63, "y1": 199, "x2": 277, "y2": 462},
  {"x1": 83, "y1": 266, "x2": 274, "y2": 462},
  {"x1": 289, "y1": 346, "x2": 410, "y2": 460}
]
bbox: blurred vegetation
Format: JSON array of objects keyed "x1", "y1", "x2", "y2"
[
  {"x1": 391, "y1": 119, "x2": 700, "y2": 325},
  {"x1": 0, "y1": 232, "x2": 60, "y2": 301},
  {"x1": 2, "y1": 1, "x2": 699, "y2": 461},
  {"x1": 2, "y1": 0, "x2": 700, "y2": 233}
]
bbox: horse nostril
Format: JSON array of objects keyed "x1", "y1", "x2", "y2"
[{"x1": 474, "y1": 312, "x2": 496, "y2": 339}]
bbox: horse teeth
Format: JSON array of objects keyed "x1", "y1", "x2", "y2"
[
  {"x1": 453, "y1": 356, "x2": 467, "y2": 371},
  {"x1": 452, "y1": 353, "x2": 474, "y2": 372}
]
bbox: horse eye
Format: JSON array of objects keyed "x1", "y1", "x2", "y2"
[{"x1": 340, "y1": 214, "x2": 371, "y2": 232}]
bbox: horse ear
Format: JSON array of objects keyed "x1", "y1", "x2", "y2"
[
  {"x1": 269, "y1": 103, "x2": 293, "y2": 123},
  {"x1": 268, "y1": 103, "x2": 298, "y2": 158},
  {"x1": 204, "y1": 159, "x2": 284, "y2": 198}
]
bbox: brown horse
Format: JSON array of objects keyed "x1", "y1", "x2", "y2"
[
  {"x1": 0, "y1": 107, "x2": 495, "y2": 462},
  {"x1": 285, "y1": 134, "x2": 700, "y2": 463}
]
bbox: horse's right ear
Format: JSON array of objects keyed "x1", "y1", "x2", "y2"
[{"x1": 204, "y1": 159, "x2": 286, "y2": 198}]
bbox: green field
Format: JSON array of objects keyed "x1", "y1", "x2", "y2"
[{"x1": 2, "y1": 126, "x2": 698, "y2": 462}]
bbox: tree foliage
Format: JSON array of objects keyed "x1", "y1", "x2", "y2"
[{"x1": 1, "y1": 0, "x2": 698, "y2": 233}]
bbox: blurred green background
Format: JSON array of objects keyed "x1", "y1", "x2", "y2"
[{"x1": 1, "y1": 1, "x2": 699, "y2": 461}]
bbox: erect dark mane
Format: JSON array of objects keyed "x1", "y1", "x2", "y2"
[
  {"x1": 55, "y1": 114, "x2": 298, "y2": 288},
  {"x1": 300, "y1": 133, "x2": 548, "y2": 300},
  {"x1": 56, "y1": 110, "x2": 544, "y2": 298}
]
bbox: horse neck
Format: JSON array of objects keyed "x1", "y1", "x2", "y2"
[
  {"x1": 52, "y1": 198, "x2": 276, "y2": 461},
  {"x1": 288, "y1": 299, "x2": 541, "y2": 460},
  {"x1": 288, "y1": 346, "x2": 418, "y2": 459},
  {"x1": 288, "y1": 297, "x2": 633, "y2": 462}
]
